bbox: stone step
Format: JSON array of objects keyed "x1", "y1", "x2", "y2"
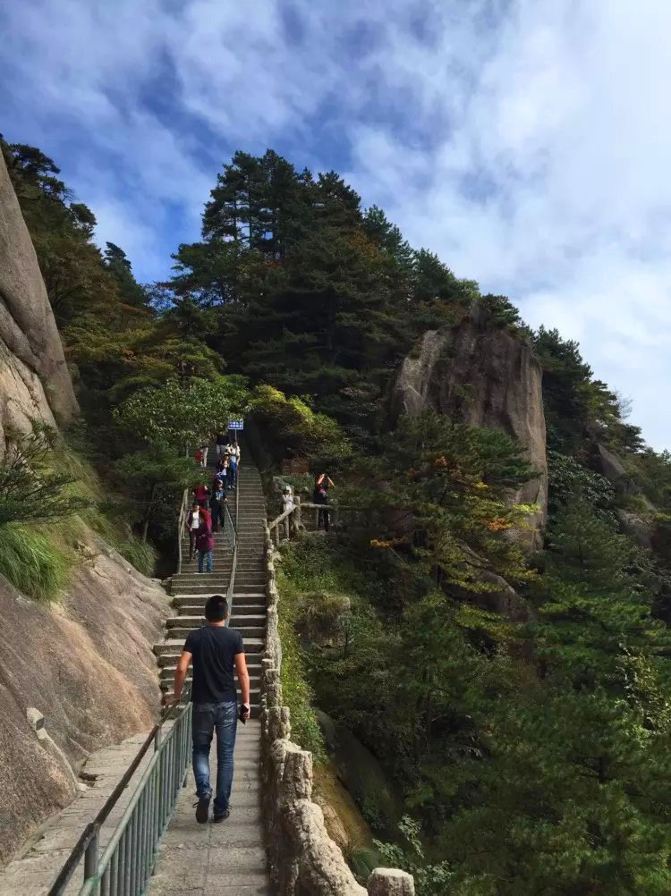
[
  {"x1": 154, "y1": 638, "x2": 264, "y2": 657},
  {"x1": 177, "y1": 566, "x2": 261, "y2": 575},
  {"x1": 166, "y1": 624, "x2": 266, "y2": 641},
  {"x1": 158, "y1": 652, "x2": 264, "y2": 673},
  {"x1": 173, "y1": 601, "x2": 266, "y2": 616},
  {"x1": 171, "y1": 592, "x2": 266, "y2": 602},
  {"x1": 156, "y1": 653, "x2": 265, "y2": 673},
  {"x1": 171, "y1": 585, "x2": 266, "y2": 597},
  {"x1": 167, "y1": 614, "x2": 266, "y2": 628},
  {"x1": 157, "y1": 673, "x2": 261, "y2": 699}
]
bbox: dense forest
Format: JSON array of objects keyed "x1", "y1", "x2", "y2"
[{"x1": 3, "y1": 136, "x2": 671, "y2": 895}]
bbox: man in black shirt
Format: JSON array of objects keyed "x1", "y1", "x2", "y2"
[{"x1": 167, "y1": 594, "x2": 251, "y2": 823}]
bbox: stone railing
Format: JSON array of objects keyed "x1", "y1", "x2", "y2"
[{"x1": 260, "y1": 524, "x2": 415, "y2": 896}]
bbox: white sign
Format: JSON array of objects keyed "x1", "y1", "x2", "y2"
[{"x1": 228, "y1": 420, "x2": 244, "y2": 431}]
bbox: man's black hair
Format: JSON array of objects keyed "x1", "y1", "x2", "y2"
[{"x1": 205, "y1": 594, "x2": 229, "y2": 622}]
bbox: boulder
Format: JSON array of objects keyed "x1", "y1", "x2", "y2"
[
  {"x1": 616, "y1": 509, "x2": 655, "y2": 549},
  {"x1": 596, "y1": 443, "x2": 636, "y2": 494},
  {"x1": 0, "y1": 152, "x2": 78, "y2": 453},
  {"x1": 392, "y1": 314, "x2": 548, "y2": 548}
]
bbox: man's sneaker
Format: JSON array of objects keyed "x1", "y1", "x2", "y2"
[
  {"x1": 194, "y1": 796, "x2": 210, "y2": 823},
  {"x1": 213, "y1": 808, "x2": 230, "y2": 823}
]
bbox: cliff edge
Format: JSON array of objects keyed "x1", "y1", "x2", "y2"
[
  {"x1": 0, "y1": 151, "x2": 78, "y2": 452},
  {"x1": 392, "y1": 313, "x2": 548, "y2": 548}
]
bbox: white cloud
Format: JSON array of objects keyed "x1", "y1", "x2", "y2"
[{"x1": 1, "y1": 0, "x2": 671, "y2": 447}]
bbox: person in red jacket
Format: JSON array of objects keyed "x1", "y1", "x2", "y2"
[
  {"x1": 193, "y1": 482, "x2": 210, "y2": 508},
  {"x1": 196, "y1": 520, "x2": 214, "y2": 573}
]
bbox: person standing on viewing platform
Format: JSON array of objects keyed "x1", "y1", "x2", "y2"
[
  {"x1": 313, "y1": 472, "x2": 334, "y2": 531},
  {"x1": 166, "y1": 595, "x2": 251, "y2": 823}
]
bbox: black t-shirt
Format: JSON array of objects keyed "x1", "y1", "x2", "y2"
[{"x1": 184, "y1": 625, "x2": 244, "y2": 704}]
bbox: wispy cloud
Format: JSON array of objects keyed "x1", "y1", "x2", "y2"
[{"x1": 1, "y1": 0, "x2": 670, "y2": 448}]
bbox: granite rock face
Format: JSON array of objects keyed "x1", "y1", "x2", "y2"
[
  {"x1": 0, "y1": 536, "x2": 167, "y2": 864},
  {"x1": 0, "y1": 152, "x2": 78, "y2": 453},
  {"x1": 392, "y1": 315, "x2": 548, "y2": 548}
]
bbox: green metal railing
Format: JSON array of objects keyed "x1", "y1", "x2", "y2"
[{"x1": 48, "y1": 695, "x2": 191, "y2": 896}]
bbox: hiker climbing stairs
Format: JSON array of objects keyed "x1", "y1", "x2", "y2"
[
  {"x1": 154, "y1": 463, "x2": 267, "y2": 709},
  {"x1": 148, "y1": 457, "x2": 272, "y2": 895}
]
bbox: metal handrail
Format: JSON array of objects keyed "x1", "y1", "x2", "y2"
[
  {"x1": 49, "y1": 449, "x2": 241, "y2": 895},
  {"x1": 226, "y1": 460, "x2": 239, "y2": 623},
  {"x1": 48, "y1": 691, "x2": 192, "y2": 896},
  {"x1": 176, "y1": 487, "x2": 190, "y2": 574}
]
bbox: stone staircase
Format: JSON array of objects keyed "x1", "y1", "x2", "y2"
[
  {"x1": 154, "y1": 462, "x2": 268, "y2": 712},
  {"x1": 148, "y1": 457, "x2": 272, "y2": 895}
]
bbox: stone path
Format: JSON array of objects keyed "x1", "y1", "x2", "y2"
[
  {"x1": 0, "y1": 730, "x2": 160, "y2": 896},
  {"x1": 147, "y1": 720, "x2": 268, "y2": 896},
  {"x1": 148, "y1": 459, "x2": 271, "y2": 895}
]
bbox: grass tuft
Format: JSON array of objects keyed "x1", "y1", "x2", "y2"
[
  {"x1": 116, "y1": 537, "x2": 157, "y2": 576},
  {"x1": 0, "y1": 524, "x2": 72, "y2": 601}
]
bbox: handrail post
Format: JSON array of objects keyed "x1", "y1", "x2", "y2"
[
  {"x1": 84, "y1": 825, "x2": 99, "y2": 882},
  {"x1": 295, "y1": 496, "x2": 302, "y2": 532}
]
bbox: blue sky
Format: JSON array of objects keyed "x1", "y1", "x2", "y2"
[{"x1": 1, "y1": 0, "x2": 671, "y2": 450}]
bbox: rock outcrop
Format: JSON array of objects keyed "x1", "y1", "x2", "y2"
[
  {"x1": 0, "y1": 535, "x2": 167, "y2": 864},
  {"x1": 392, "y1": 314, "x2": 548, "y2": 548},
  {"x1": 0, "y1": 152, "x2": 78, "y2": 453},
  {"x1": 595, "y1": 443, "x2": 636, "y2": 494}
]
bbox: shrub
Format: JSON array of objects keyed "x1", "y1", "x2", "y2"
[
  {"x1": 115, "y1": 537, "x2": 157, "y2": 576},
  {"x1": 0, "y1": 423, "x2": 89, "y2": 525},
  {"x1": 0, "y1": 524, "x2": 71, "y2": 601},
  {"x1": 277, "y1": 564, "x2": 326, "y2": 759},
  {"x1": 249, "y1": 384, "x2": 350, "y2": 467}
]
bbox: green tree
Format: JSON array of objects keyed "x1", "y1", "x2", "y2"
[
  {"x1": 112, "y1": 449, "x2": 198, "y2": 542},
  {"x1": 0, "y1": 424, "x2": 88, "y2": 524},
  {"x1": 114, "y1": 376, "x2": 248, "y2": 453}
]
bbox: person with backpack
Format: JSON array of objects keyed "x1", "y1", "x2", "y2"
[
  {"x1": 186, "y1": 501, "x2": 201, "y2": 561},
  {"x1": 227, "y1": 451, "x2": 238, "y2": 489},
  {"x1": 209, "y1": 480, "x2": 227, "y2": 533},
  {"x1": 166, "y1": 594, "x2": 251, "y2": 823}
]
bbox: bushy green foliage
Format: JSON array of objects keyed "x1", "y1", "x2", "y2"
[
  {"x1": 114, "y1": 376, "x2": 248, "y2": 453},
  {"x1": 276, "y1": 563, "x2": 326, "y2": 759},
  {"x1": 280, "y1": 492, "x2": 671, "y2": 895},
  {"x1": 375, "y1": 817, "x2": 454, "y2": 896},
  {"x1": 534, "y1": 327, "x2": 643, "y2": 456},
  {"x1": 548, "y1": 449, "x2": 616, "y2": 517},
  {"x1": 112, "y1": 448, "x2": 199, "y2": 542},
  {"x1": 249, "y1": 384, "x2": 349, "y2": 466},
  {"x1": 354, "y1": 412, "x2": 536, "y2": 595},
  {"x1": 0, "y1": 524, "x2": 72, "y2": 601}
]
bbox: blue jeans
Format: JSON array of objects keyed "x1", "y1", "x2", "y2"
[
  {"x1": 192, "y1": 701, "x2": 238, "y2": 815},
  {"x1": 197, "y1": 549, "x2": 213, "y2": 573}
]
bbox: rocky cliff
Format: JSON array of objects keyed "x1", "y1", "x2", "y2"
[
  {"x1": 0, "y1": 152, "x2": 78, "y2": 452},
  {"x1": 392, "y1": 312, "x2": 548, "y2": 547},
  {"x1": 0, "y1": 152, "x2": 168, "y2": 865},
  {"x1": 0, "y1": 536, "x2": 167, "y2": 863}
]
